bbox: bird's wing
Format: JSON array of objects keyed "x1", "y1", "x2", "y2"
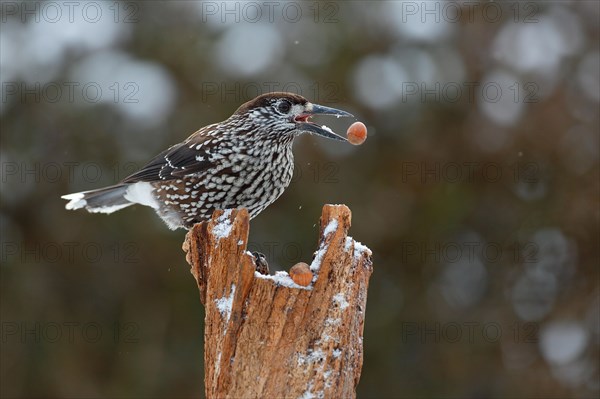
[{"x1": 121, "y1": 131, "x2": 216, "y2": 183}]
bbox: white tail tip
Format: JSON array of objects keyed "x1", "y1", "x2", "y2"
[{"x1": 61, "y1": 193, "x2": 87, "y2": 210}]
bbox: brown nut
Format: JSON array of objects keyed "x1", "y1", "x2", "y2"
[
  {"x1": 289, "y1": 262, "x2": 313, "y2": 286},
  {"x1": 347, "y1": 121, "x2": 367, "y2": 145}
]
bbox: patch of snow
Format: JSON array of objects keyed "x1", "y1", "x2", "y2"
[
  {"x1": 324, "y1": 377, "x2": 333, "y2": 389},
  {"x1": 323, "y1": 219, "x2": 338, "y2": 237},
  {"x1": 310, "y1": 246, "x2": 328, "y2": 272},
  {"x1": 213, "y1": 209, "x2": 233, "y2": 239},
  {"x1": 237, "y1": 239, "x2": 244, "y2": 245},
  {"x1": 299, "y1": 391, "x2": 315, "y2": 399},
  {"x1": 254, "y1": 271, "x2": 312, "y2": 291},
  {"x1": 325, "y1": 318, "x2": 341, "y2": 327},
  {"x1": 353, "y1": 240, "x2": 372, "y2": 259},
  {"x1": 215, "y1": 284, "x2": 236, "y2": 321},
  {"x1": 344, "y1": 236, "x2": 353, "y2": 252},
  {"x1": 310, "y1": 219, "x2": 340, "y2": 272},
  {"x1": 297, "y1": 348, "x2": 326, "y2": 366},
  {"x1": 333, "y1": 293, "x2": 349, "y2": 310},
  {"x1": 319, "y1": 334, "x2": 332, "y2": 343},
  {"x1": 298, "y1": 384, "x2": 317, "y2": 399},
  {"x1": 332, "y1": 349, "x2": 342, "y2": 359},
  {"x1": 299, "y1": 386, "x2": 324, "y2": 399},
  {"x1": 344, "y1": 235, "x2": 372, "y2": 259}
]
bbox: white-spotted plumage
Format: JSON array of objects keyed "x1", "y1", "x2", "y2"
[{"x1": 61, "y1": 92, "x2": 351, "y2": 230}]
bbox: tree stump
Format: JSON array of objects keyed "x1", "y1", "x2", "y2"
[{"x1": 182, "y1": 204, "x2": 373, "y2": 399}]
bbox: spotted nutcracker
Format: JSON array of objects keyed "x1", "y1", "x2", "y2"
[{"x1": 62, "y1": 92, "x2": 353, "y2": 230}]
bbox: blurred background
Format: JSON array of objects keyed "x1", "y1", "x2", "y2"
[{"x1": 1, "y1": 1, "x2": 599, "y2": 398}]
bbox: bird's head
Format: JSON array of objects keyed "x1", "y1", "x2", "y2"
[{"x1": 235, "y1": 92, "x2": 353, "y2": 142}]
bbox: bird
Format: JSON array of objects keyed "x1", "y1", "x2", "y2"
[{"x1": 62, "y1": 92, "x2": 353, "y2": 230}]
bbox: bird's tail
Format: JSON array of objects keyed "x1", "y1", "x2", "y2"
[{"x1": 61, "y1": 184, "x2": 134, "y2": 214}]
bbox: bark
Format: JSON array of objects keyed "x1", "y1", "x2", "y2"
[{"x1": 182, "y1": 204, "x2": 373, "y2": 399}]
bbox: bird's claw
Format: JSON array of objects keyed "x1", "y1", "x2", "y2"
[{"x1": 252, "y1": 251, "x2": 270, "y2": 275}]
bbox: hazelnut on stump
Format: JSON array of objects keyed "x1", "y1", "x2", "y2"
[{"x1": 289, "y1": 262, "x2": 313, "y2": 286}]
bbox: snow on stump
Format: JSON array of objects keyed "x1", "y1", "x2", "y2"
[{"x1": 182, "y1": 204, "x2": 373, "y2": 399}]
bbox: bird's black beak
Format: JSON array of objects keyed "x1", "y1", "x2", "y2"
[{"x1": 294, "y1": 103, "x2": 353, "y2": 142}]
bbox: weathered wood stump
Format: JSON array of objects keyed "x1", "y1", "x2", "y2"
[{"x1": 182, "y1": 204, "x2": 373, "y2": 398}]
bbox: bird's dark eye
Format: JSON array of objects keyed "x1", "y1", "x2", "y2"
[{"x1": 277, "y1": 100, "x2": 291, "y2": 114}]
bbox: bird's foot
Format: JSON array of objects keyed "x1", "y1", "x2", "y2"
[{"x1": 252, "y1": 251, "x2": 270, "y2": 275}]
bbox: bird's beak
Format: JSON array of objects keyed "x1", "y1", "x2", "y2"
[{"x1": 294, "y1": 103, "x2": 353, "y2": 142}]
